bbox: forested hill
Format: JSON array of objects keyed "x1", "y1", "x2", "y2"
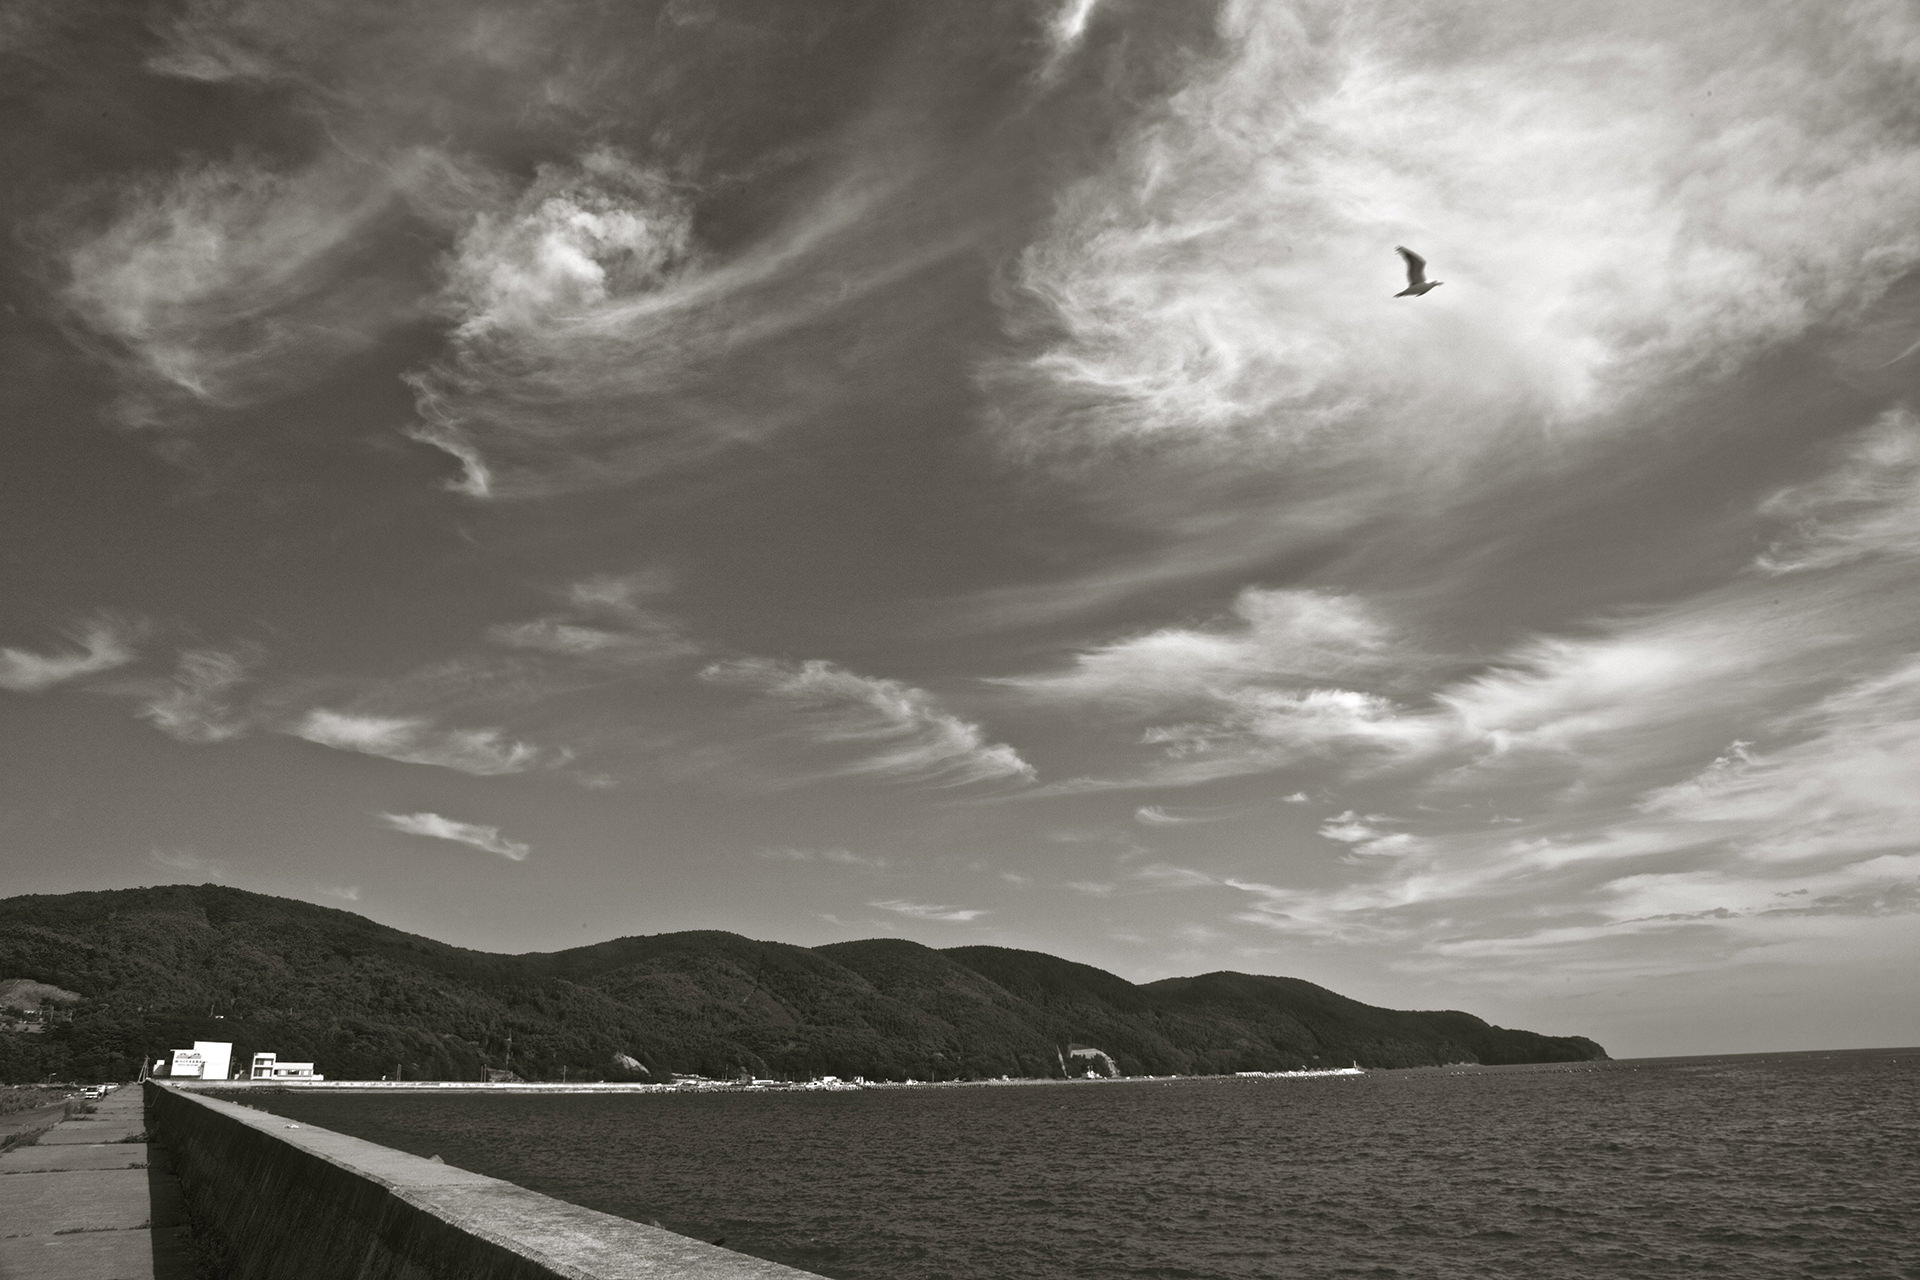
[{"x1": 0, "y1": 885, "x2": 1606, "y2": 1084}]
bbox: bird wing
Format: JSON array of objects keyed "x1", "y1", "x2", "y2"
[{"x1": 1396, "y1": 245, "x2": 1427, "y2": 285}]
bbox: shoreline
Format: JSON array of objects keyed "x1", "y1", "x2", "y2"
[{"x1": 177, "y1": 1068, "x2": 1373, "y2": 1096}]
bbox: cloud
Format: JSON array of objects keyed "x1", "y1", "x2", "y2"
[
  {"x1": 1632, "y1": 659, "x2": 1920, "y2": 869},
  {"x1": 56, "y1": 152, "x2": 440, "y2": 425},
  {"x1": 486, "y1": 622, "x2": 636, "y2": 656},
  {"x1": 121, "y1": 570, "x2": 694, "y2": 791},
  {"x1": 1198, "y1": 645, "x2": 1920, "y2": 982},
  {"x1": 400, "y1": 150, "x2": 700, "y2": 494},
  {"x1": 1315, "y1": 811, "x2": 1425, "y2": 860},
  {"x1": 987, "y1": 0, "x2": 1920, "y2": 484},
  {"x1": 294, "y1": 710, "x2": 554, "y2": 775},
  {"x1": 484, "y1": 570, "x2": 697, "y2": 664},
  {"x1": 445, "y1": 150, "x2": 696, "y2": 339},
  {"x1": 1132, "y1": 862, "x2": 1223, "y2": 891},
  {"x1": 1429, "y1": 629, "x2": 1739, "y2": 770},
  {"x1": 1000, "y1": 588, "x2": 1431, "y2": 785},
  {"x1": 402, "y1": 140, "x2": 945, "y2": 498},
  {"x1": 47, "y1": 0, "x2": 1010, "y2": 496},
  {"x1": 0, "y1": 616, "x2": 142, "y2": 692},
  {"x1": 757, "y1": 846, "x2": 888, "y2": 870},
  {"x1": 1128, "y1": 802, "x2": 1236, "y2": 832},
  {"x1": 379, "y1": 811, "x2": 530, "y2": 861},
  {"x1": 1757, "y1": 406, "x2": 1920, "y2": 573},
  {"x1": 701, "y1": 657, "x2": 1035, "y2": 788},
  {"x1": 1007, "y1": 588, "x2": 1400, "y2": 707},
  {"x1": 1041, "y1": 0, "x2": 1105, "y2": 75},
  {"x1": 867, "y1": 898, "x2": 987, "y2": 923},
  {"x1": 1139, "y1": 687, "x2": 1428, "y2": 777},
  {"x1": 138, "y1": 647, "x2": 255, "y2": 743},
  {"x1": 149, "y1": 847, "x2": 227, "y2": 880},
  {"x1": 1010, "y1": 461, "x2": 1920, "y2": 790}
]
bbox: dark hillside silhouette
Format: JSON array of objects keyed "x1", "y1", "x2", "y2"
[{"x1": 0, "y1": 886, "x2": 1604, "y2": 1084}]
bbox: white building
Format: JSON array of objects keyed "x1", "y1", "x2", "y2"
[
  {"x1": 250, "y1": 1052, "x2": 324, "y2": 1082},
  {"x1": 168, "y1": 1040, "x2": 233, "y2": 1080}
]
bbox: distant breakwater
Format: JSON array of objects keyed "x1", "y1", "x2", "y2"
[
  {"x1": 181, "y1": 1067, "x2": 1364, "y2": 1099},
  {"x1": 145, "y1": 1082, "x2": 827, "y2": 1280}
]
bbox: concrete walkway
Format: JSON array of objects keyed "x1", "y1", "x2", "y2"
[{"x1": 0, "y1": 1088, "x2": 192, "y2": 1280}]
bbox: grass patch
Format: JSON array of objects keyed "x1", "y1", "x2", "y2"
[
  {"x1": 0, "y1": 1087, "x2": 71, "y2": 1119},
  {"x1": 0, "y1": 1126, "x2": 51, "y2": 1154}
]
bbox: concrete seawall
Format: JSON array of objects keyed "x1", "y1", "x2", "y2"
[{"x1": 144, "y1": 1082, "x2": 828, "y2": 1280}]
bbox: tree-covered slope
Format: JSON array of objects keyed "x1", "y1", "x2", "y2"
[{"x1": 0, "y1": 885, "x2": 1604, "y2": 1083}]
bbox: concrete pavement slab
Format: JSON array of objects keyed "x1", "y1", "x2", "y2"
[
  {"x1": 0, "y1": 1144, "x2": 153, "y2": 1173},
  {"x1": 0, "y1": 1222, "x2": 192, "y2": 1280},
  {"x1": 0, "y1": 1168, "x2": 156, "y2": 1234}
]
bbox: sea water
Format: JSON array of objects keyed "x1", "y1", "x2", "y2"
[{"x1": 246, "y1": 1048, "x2": 1917, "y2": 1279}]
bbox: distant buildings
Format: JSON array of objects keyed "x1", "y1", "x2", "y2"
[
  {"x1": 166, "y1": 1041, "x2": 234, "y2": 1080},
  {"x1": 250, "y1": 1053, "x2": 323, "y2": 1082},
  {"x1": 154, "y1": 1043, "x2": 325, "y2": 1082}
]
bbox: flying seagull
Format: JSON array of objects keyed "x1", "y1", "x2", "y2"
[{"x1": 1394, "y1": 246, "x2": 1441, "y2": 297}]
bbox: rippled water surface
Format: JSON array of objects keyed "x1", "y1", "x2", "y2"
[{"x1": 247, "y1": 1049, "x2": 1918, "y2": 1280}]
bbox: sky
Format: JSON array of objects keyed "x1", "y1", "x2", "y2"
[{"x1": 4, "y1": 0, "x2": 1919, "y2": 1059}]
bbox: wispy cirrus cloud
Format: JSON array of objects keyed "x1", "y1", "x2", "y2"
[
  {"x1": 379, "y1": 811, "x2": 529, "y2": 861},
  {"x1": 988, "y1": 0, "x2": 1920, "y2": 490},
  {"x1": 1134, "y1": 804, "x2": 1236, "y2": 827},
  {"x1": 1037, "y1": 0, "x2": 1108, "y2": 81},
  {"x1": 402, "y1": 148, "x2": 702, "y2": 498},
  {"x1": 868, "y1": 898, "x2": 987, "y2": 923},
  {"x1": 1757, "y1": 406, "x2": 1920, "y2": 574},
  {"x1": 1629, "y1": 660, "x2": 1920, "y2": 871},
  {"x1": 484, "y1": 570, "x2": 698, "y2": 665},
  {"x1": 702, "y1": 657, "x2": 1035, "y2": 789},
  {"x1": 1316, "y1": 812, "x2": 1425, "y2": 861},
  {"x1": 1001, "y1": 588, "x2": 1427, "y2": 787},
  {"x1": 50, "y1": 0, "x2": 995, "y2": 497},
  {"x1": 1006, "y1": 589, "x2": 1401, "y2": 707},
  {"x1": 55, "y1": 152, "x2": 445, "y2": 426},
  {"x1": 1007, "y1": 400, "x2": 1920, "y2": 794},
  {"x1": 295, "y1": 710, "x2": 556, "y2": 776},
  {"x1": 250, "y1": 570, "x2": 694, "y2": 782},
  {"x1": 1184, "y1": 645, "x2": 1920, "y2": 991},
  {"x1": 402, "y1": 138, "x2": 973, "y2": 498},
  {"x1": 758, "y1": 846, "x2": 889, "y2": 870},
  {"x1": 137, "y1": 647, "x2": 256, "y2": 743},
  {"x1": 1132, "y1": 862, "x2": 1222, "y2": 891},
  {"x1": 0, "y1": 616, "x2": 143, "y2": 692},
  {"x1": 149, "y1": 847, "x2": 227, "y2": 880}
]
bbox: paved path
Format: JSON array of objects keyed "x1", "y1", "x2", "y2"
[{"x1": 0, "y1": 1088, "x2": 192, "y2": 1279}]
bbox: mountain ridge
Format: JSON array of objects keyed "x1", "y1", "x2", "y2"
[{"x1": 0, "y1": 884, "x2": 1605, "y2": 1083}]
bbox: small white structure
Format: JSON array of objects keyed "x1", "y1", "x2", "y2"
[
  {"x1": 1065, "y1": 1044, "x2": 1119, "y2": 1078},
  {"x1": 169, "y1": 1040, "x2": 234, "y2": 1080},
  {"x1": 250, "y1": 1052, "x2": 324, "y2": 1082}
]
